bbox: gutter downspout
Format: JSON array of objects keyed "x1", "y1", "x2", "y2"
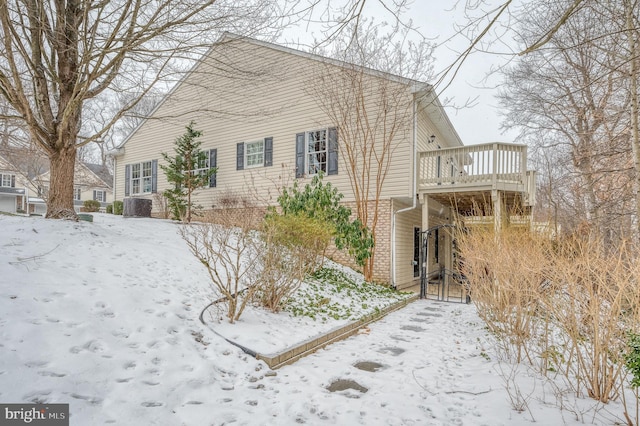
[
  {"x1": 113, "y1": 156, "x2": 117, "y2": 202},
  {"x1": 391, "y1": 92, "x2": 419, "y2": 289}
]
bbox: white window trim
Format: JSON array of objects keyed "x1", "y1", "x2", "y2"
[
  {"x1": 306, "y1": 128, "x2": 328, "y2": 175},
  {"x1": 245, "y1": 140, "x2": 265, "y2": 169},
  {"x1": 131, "y1": 161, "x2": 153, "y2": 195},
  {"x1": 0, "y1": 173, "x2": 15, "y2": 188},
  {"x1": 94, "y1": 190, "x2": 106, "y2": 202},
  {"x1": 73, "y1": 187, "x2": 82, "y2": 201},
  {"x1": 188, "y1": 151, "x2": 211, "y2": 176}
]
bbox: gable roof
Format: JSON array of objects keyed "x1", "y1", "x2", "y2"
[
  {"x1": 83, "y1": 163, "x2": 113, "y2": 188},
  {"x1": 115, "y1": 32, "x2": 466, "y2": 150}
]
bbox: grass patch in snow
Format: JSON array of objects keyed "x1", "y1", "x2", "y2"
[{"x1": 284, "y1": 266, "x2": 413, "y2": 322}]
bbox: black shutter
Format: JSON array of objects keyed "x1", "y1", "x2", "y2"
[
  {"x1": 236, "y1": 143, "x2": 244, "y2": 170},
  {"x1": 209, "y1": 149, "x2": 217, "y2": 188},
  {"x1": 93, "y1": 190, "x2": 97, "y2": 200},
  {"x1": 295, "y1": 132, "x2": 305, "y2": 178},
  {"x1": 264, "y1": 137, "x2": 273, "y2": 167},
  {"x1": 10, "y1": 175, "x2": 15, "y2": 188},
  {"x1": 328, "y1": 127, "x2": 338, "y2": 175},
  {"x1": 124, "y1": 164, "x2": 131, "y2": 196},
  {"x1": 151, "y1": 159, "x2": 158, "y2": 193}
]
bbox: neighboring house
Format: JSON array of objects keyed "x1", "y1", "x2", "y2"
[
  {"x1": 0, "y1": 153, "x2": 29, "y2": 214},
  {"x1": 37, "y1": 162, "x2": 114, "y2": 213},
  {"x1": 111, "y1": 33, "x2": 536, "y2": 290},
  {"x1": 0, "y1": 147, "x2": 113, "y2": 215}
]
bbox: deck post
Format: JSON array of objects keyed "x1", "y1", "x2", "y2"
[
  {"x1": 492, "y1": 189, "x2": 502, "y2": 233},
  {"x1": 420, "y1": 194, "x2": 430, "y2": 298}
]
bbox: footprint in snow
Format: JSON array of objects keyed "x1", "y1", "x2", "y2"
[
  {"x1": 25, "y1": 361, "x2": 48, "y2": 368},
  {"x1": 37, "y1": 371, "x2": 66, "y2": 378},
  {"x1": 377, "y1": 347, "x2": 406, "y2": 356},
  {"x1": 83, "y1": 339, "x2": 107, "y2": 352},
  {"x1": 23, "y1": 390, "x2": 51, "y2": 404},
  {"x1": 400, "y1": 325, "x2": 425, "y2": 332},
  {"x1": 70, "y1": 393, "x2": 103, "y2": 405}
]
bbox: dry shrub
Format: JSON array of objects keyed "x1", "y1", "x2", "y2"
[
  {"x1": 458, "y1": 226, "x2": 640, "y2": 404},
  {"x1": 153, "y1": 191, "x2": 170, "y2": 219},
  {"x1": 459, "y1": 227, "x2": 553, "y2": 364},
  {"x1": 550, "y1": 239, "x2": 640, "y2": 403},
  {"x1": 256, "y1": 214, "x2": 331, "y2": 312},
  {"x1": 180, "y1": 194, "x2": 263, "y2": 323},
  {"x1": 181, "y1": 191, "x2": 331, "y2": 320}
]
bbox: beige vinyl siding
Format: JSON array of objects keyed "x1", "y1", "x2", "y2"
[
  {"x1": 393, "y1": 199, "x2": 423, "y2": 289},
  {"x1": 416, "y1": 107, "x2": 456, "y2": 152},
  {"x1": 393, "y1": 197, "x2": 454, "y2": 289},
  {"x1": 115, "y1": 38, "x2": 420, "y2": 210},
  {"x1": 78, "y1": 187, "x2": 112, "y2": 204}
]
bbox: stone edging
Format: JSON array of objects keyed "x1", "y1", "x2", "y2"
[{"x1": 256, "y1": 294, "x2": 419, "y2": 369}]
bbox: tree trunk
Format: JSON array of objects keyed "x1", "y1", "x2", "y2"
[
  {"x1": 45, "y1": 143, "x2": 78, "y2": 219},
  {"x1": 626, "y1": 0, "x2": 640, "y2": 238}
]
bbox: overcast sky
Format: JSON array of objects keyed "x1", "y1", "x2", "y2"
[{"x1": 281, "y1": 0, "x2": 520, "y2": 146}]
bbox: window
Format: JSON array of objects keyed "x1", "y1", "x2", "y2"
[
  {"x1": 246, "y1": 140, "x2": 264, "y2": 168},
  {"x1": 236, "y1": 138, "x2": 272, "y2": 170},
  {"x1": 189, "y1": 152, "x2": 210, "y2": 177},
  {"x1": 306, "y1": 130, "x2": 327, "y2": 175},
  {"x1": 38, "y1": 185, "x2": 49, "y2": 197},
  {"x1": 130, "y1": 161, "x2": 152, "y2": 195},
  {"x1": 93, "y1": 190, "x2": 106, "y2": 202},
  {"x1": 74, "y1": 188, "x2": 81, "y2": 201},
  {"x1": 0, "y1": 173, "x2": 15, "y2": 188},
  {"x1": 295, "y1": 127, "x2": 338, "y2": 178},
  {"x1": 125, "y1": 160, "x2": 157, "y2": 196}
]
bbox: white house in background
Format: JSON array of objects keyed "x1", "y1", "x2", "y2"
[
  {"x1": 0, "y1": 147, "x2": 114, "y2": 215},
  {"x1": 0, "y1": 151, "x2": 48, "y2": 214},
  {"x1": 36, "y1": 162, "x2": 114, "y2": 213},
  {"x1": 111, "y1": 33, "x2": 536, "y2": 291},
  {"x1": 0, "y1": 153, "x2": 29, "y2": 214}
]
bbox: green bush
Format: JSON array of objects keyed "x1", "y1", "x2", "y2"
[
  {"x1": 626, "y1": 332, "x2": 640, "y2": 388},
  {"x1": 106, "y1": 204, "x2": 113, "y2": 214},
  {"x1": 271, "y1": 173, "x2": 373, "y2": 267},
  {"x1": 255, "y1": 214, "x2": 332, "y2": 312},
  {"x1": 263, "y1": 213, "x2": 332, "y2": 255},
  {"x1": 83, "y1": 199, "x2": 101, "y2": 212},
  {"x1": 113, "y1": 200, "x2": 123, "y2": 215}
]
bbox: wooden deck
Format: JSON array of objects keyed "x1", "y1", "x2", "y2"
[{"x1": 418, "y1": 142, "x2": 536, "y2": 213}]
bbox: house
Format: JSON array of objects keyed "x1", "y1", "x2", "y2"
[
  {"x1": 34, "y1": 162, "x2": 114, "y2": 213},
  {"x1": 0, "y1": 152, "x2": 30, "y2": 214},
  {"x1": 0, "y1": 147, "x2": 114, "y2": 215},
  {"x1": 0, "y1": 146, "x2": 50, "y2": 215},
  {"x1": 111, "y1": 33, "x2": 536, "y2": 291}
]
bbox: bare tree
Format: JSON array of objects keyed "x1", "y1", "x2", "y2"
[
  {"x1": 0, "y1": 0, "x2": 286, "y2": 219},
  {"x1": 309, "y1": 20, "x2": 433, "y2": 280},
  {"x1": 498, "y1": 0, "x2": 637, "y2": 241}
]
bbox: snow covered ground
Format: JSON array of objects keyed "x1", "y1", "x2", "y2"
[{"x1": 0, "y1": 213, "x2": 631, "y2": 425}]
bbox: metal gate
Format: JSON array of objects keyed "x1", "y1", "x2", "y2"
[{"x1": 419, "y1": 224, "x2": 470, "y2": 303}]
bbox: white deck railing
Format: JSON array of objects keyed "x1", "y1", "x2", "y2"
[{"x1": 419, "y1": 142, "x2": 530, "y2": 192}]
